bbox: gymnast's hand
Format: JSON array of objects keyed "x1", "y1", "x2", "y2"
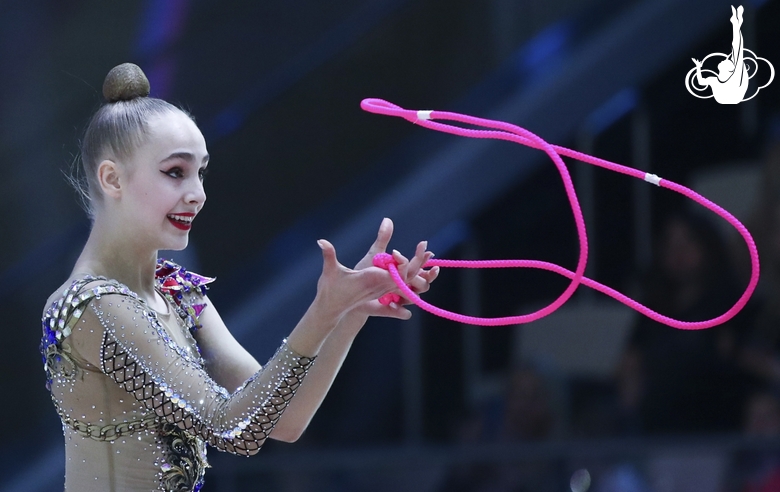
[
  {"x1": 316, "y1": 218, "x2": 438, "y2": 321},
  {"x1": 355, "y1": 217, "x2": 439, "y2": 306}
]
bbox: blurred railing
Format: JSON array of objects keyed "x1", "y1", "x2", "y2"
[{"x1": 204, "y1": 434, "x2": 780, "y2": 492}]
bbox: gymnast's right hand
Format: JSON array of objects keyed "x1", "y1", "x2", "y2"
[{"x1": 314, "y1": 218, "x2": 436, "y2": 321}]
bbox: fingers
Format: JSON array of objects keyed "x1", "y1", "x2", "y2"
[
  {"x1": 317, "y1": 239, "x2": 339, "y2": 273},
  {"x1": 354, "y1": 245, "x2": 439, "y2": 317},
  {"x1": 371, "y1": 217, "x2": 394, "y2": 255},
  {"x1": 406, "y1": 275, "x2": 430, "y2": 296},
  {"x1": 360, "y1": 299, "x2": 412, "y2": 320},
  {"x1": 354, "y1": 218, "x2": 394, "y2": 270},
  {"x1": 420, "y1": 265, "x2": 440, "y2": 285},
  {"x1": 391, "y1": 241, "x2": 432, "y2": 280},
  {"x1": 398, "y1": 265, "x2": 439, "y2": 300},
  {"x1": 391, "y1": 248, "x2": 410, "y2": 280},
  {"x1": 384, "y1": 241, "x2": 438, "y2": 303},
  {"x1": 406, "y1": 241, "x2": 430, "y2": 281}
]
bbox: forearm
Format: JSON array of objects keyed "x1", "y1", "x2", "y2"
[
  {"x1": 271, "y1": 311, "x2": 368, "y2": 442},
  {"x1": 284, "y1": 294, "x2": 343, "y2": 358}
]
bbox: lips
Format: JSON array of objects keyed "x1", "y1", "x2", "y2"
[{"x1": 167, "y1": 213, "x2": 195, "y2": 231}]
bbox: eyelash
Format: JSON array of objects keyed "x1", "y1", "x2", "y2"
[{"x1": 163, "y1": 167, "x2": 208, "y2": 180}]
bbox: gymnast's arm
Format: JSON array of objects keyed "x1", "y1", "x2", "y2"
[
  {"x1": 196, "y1": 301, "x2": 373, "y2": 443},
  {"x1": 64, "y1": 237, "x2": 417, "y2": 455},
  {"x1": 195, "y1": 221, "x2": 437, "y2": 442},
  {"x1": 274, "y1": 245, "x2": 437, "y2": 441},
  {"x1": 69, "y1": 291, "x2": 315, "y2": 456}
]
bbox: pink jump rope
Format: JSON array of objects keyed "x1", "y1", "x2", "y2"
[{"x1": 363, "y1": 98, "x2": 760, "y2": 329}]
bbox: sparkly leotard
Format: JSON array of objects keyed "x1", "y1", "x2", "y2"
[{"x1": 41, "y1": 260, "x2": 314, "y2": 491}]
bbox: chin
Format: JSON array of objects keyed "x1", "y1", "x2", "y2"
[
  {"x1": 161, "y1": 237, "x2": 190, "y2": 251},
  {"x1": 169, "y1": 241, "x2": 189, "y2": 251}
]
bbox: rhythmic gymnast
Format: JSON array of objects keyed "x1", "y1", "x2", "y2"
[{"x1": 40, "y1": 63, "x2": 438, "y2": 491}]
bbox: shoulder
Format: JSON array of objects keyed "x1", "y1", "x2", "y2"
[
  {"x1": 42, "y1": 275, "x2": 137, "y2": 324},
  {"x1": 40, "y1": 276, "x2": 143, "y2": 386},
  {"x1": 42, "y1": 276, "x2": 141, "y2": 341}
]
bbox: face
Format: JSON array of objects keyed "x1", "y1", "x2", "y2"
[
  {"x1": 661, "y1": 219, "x2": 704, "y2": 281},
  {"x1": 116, "y1": 110, "x2": 209, "y2": 252}
]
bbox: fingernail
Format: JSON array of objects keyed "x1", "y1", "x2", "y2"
[{"x1": 317, "y1": 240, "x2": 325, "y2": 249}]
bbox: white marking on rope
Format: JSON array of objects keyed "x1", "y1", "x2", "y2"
[
  {"x1": 644, "y1": 173, "x2": 662, "y2": 186},
  {"x1": 417, "y1": 110, "x2": 433, "y2": 120}
]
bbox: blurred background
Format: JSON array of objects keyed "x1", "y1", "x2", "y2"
[{"x1": 2, "y1": 0, "x2": 780, "y2": 490}]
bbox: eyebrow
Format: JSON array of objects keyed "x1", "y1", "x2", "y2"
[{"x1": 161, "y1": 152, "x2": 210, "y2": 165}]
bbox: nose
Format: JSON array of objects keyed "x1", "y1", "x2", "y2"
[{"x1": 185, "y1": 176, "x2": 207, "y2": 208}]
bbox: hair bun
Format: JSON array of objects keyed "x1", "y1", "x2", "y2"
[{"x1": 102, "y1": 63, "x2": 150, "y2": 103}]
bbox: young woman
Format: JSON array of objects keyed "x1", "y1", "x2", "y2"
[{"x1": 41, "y1": 63, "x2": 438, "y2": 491}]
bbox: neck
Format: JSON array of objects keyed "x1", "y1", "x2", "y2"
[{"x1": 72, "y1": 214, "x2": 159, "y2": 301}]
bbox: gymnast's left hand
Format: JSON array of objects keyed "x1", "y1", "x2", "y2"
[
  {"x1": 350, "y1": 217, "x2": 439, "y2": 319},
  {"x1": 315, "y1": 218, "x2": 438, "y2": 321}
]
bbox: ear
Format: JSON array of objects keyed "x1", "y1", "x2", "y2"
[{"x1": 97, "y1": 159, "x2": 123, "y2": 199}]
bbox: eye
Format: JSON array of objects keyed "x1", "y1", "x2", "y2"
[
  {"x1": 163, "y1": 167, "x2": 184, "y2": 179},
  {"x1": 198, "y1": 167, "x2": 209, "y2": 181}
]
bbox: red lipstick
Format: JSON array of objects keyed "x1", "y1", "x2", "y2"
[{"x1": 167, "y1": 212, "x2": 195, "y2": 231}]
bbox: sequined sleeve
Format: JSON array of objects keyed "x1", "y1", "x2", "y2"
[{"x1": 88, "y1": 290, "x2": 315, "y2": 456}]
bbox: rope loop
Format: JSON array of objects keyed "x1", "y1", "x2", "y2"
[{"x1": 362, "y1": 98, "x2": 760, "y2": 330}]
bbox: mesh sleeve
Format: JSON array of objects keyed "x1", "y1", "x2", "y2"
[{"x1": 90, "y1": 293, "x2": 314, "y2": 456}]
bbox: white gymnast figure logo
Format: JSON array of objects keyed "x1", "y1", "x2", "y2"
[{"x1": 685, "y1": 5, "x2": 774, "y2": 104}]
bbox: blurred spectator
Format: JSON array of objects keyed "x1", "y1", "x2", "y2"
[
  {"x1": 502, "y1": 367, "x2": 557, "y2": 441},
  {"x1": 744, "y1": 391, "x2": 780, "y2": 437},
  {"x1": 739, "y1": 139, "x2": 780, "y2": 388},
  {"x1": 617, "y1": 211, "x2": 752, "y2": 435},
  {"x1": 725, "y1": 391, "x2": 780, "y2": 492},
  {"x1": 435, "y1": 366, "x2": 562, "y2": 492}
]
